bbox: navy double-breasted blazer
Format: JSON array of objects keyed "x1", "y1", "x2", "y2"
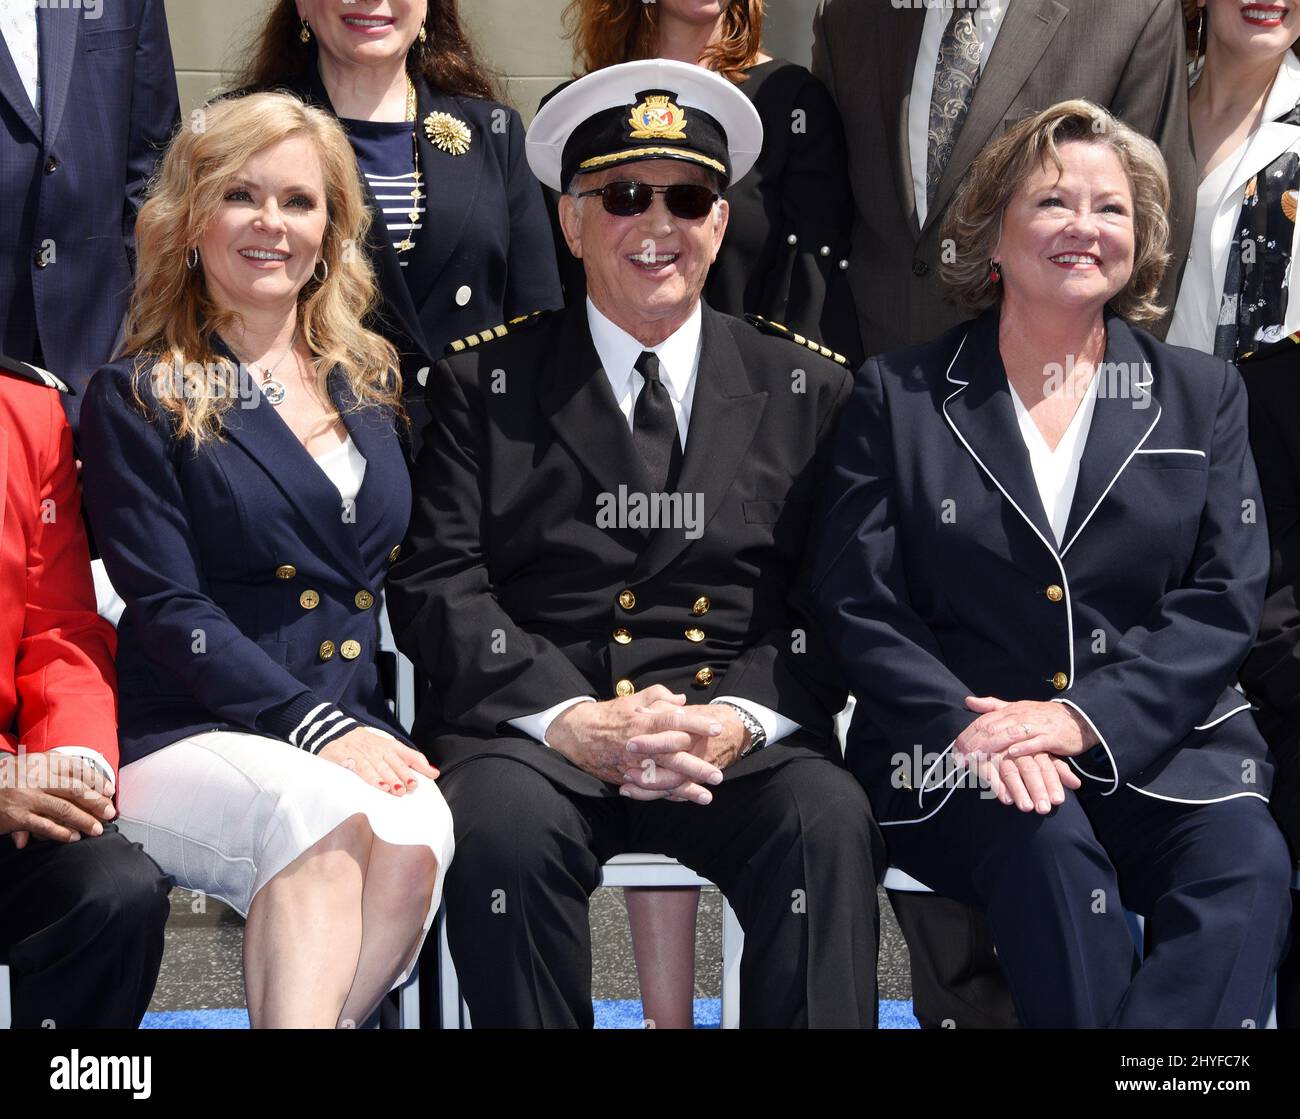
[
  {"x1": 0, "y1": 0, "x2": 178, "y2": 435},
  {"x1": 270, "y1": 70, "x2": 563, "y2": 447},
  {"x1": 813, "y1": 308, "x2": 1273, "y2": 825},
  {"x1": 77, "y1": 344, "x2": 412, "y2": 765}
]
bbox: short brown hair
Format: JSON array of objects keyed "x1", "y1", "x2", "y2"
[
  {"x1": 940, "y1": 100, "x2": 1171, "y2": 325},
  {"x1": 562, "y1": 0, "x2": 765, "y2": 85}
]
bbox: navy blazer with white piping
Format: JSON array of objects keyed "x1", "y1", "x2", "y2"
[
  {"x1": 813, "y1": 307, "x2": 1273, "y2": 825},
  {"x1": 77, "y1": 342, "x2": 412, "y2": 765}
]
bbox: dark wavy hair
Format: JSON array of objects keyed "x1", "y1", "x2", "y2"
[{"x1": 235, "y1": 0, "x2": 500, "y2": 101}]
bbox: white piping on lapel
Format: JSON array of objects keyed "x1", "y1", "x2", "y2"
[
  {"x1": 1060, "y1": 374, "x2": 1164, "y2": 553},
  {"x1": 941, "y1": 329, "x2": 1077, "y2": 691}
]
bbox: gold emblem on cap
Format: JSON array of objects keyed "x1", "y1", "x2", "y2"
[
  {"x1": 424, "y1": 111, "x2": 472, "y2": 156},
  {"x1": 628, "y1": 94, "x2": 687, "y2": 141}
]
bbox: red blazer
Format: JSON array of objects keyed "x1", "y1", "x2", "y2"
[{"x1": 0, "y1": 373, "x2": 117, "y2": 771}]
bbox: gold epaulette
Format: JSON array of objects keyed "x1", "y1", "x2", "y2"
[
  {"x1": 744, "y1": 314, "x2": 848, "y2": 365},
  {"x1": 446, "y1": 310, "x2": 549, "y2": 355}
]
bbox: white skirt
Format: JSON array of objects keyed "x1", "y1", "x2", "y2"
[{"x1": 116, "y1": 728, "x2": 454, "y2": 989}]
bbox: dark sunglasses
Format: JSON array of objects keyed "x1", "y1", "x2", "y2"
[{"x1": 575, "y1": 180, "x2": 720, "y2": 219}]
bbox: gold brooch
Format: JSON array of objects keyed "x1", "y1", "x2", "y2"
[{"x1": 423, "y1": 111, "x2": 472, "y2": 156}]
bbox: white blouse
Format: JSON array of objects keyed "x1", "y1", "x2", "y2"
[
  {"x1": 1008, "y1": 372, "x2": 1102, "y2": 548},
  {"x1": 312, "y1": 434, "x2": 367, "y2": 506},
  {"x1": 1168, "y1": 52, "x2": 1300, "y2": 353}
]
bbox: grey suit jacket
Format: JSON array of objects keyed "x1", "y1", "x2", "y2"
[{"x1": 813, "y1": 0, "x2": 1195, "y2": 355}]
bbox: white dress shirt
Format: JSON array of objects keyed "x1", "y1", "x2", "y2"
[
  {"x1": 1168, "y1": 51, "x2": 1300, "y2": 353},
  {"x1": 0, "y1": 0, "x2": 41, "y2": 117},
  {"x1": 1008, "y1": 370, "x2": 1101, "y2": 548},
  {"x1": 908, "y1": 0, "x2": 1008, "y2": 229},
  {"x1": 507, "y1": 298, "x2": 801, "y2": 750}
]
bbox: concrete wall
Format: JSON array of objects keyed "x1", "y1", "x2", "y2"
[{"x1": 163, "y1": 0, "x2": 823, "y2": 120}]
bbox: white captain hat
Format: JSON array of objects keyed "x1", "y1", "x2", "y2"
[{"x1": 526, "y1": 58, "x2": 763, "y2": 193}]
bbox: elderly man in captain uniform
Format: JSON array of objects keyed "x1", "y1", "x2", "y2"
[{"x1": 386, "y1": 59, "x2": 881, "y2": 1028}]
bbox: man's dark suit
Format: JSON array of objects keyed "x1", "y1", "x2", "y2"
[
  {"x1": 812, "y1": 0, "x2": 1195, "y2": 356},
  {"x1": 0, "y1": 0, "x2": 178, "y2": 435},
  {"x1": 387, "y1": 302, "x2": 882, "y2": 1027}
]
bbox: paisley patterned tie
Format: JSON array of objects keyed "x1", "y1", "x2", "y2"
[{"x1": 927, "y1": 8, "x2": 982, "y2": 211}]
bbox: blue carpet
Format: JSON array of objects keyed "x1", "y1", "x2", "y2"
[
  {"x1": 142, "y1": 1009, "x2": 250, "y2": 1029},
  {"x1": 141, "y1": 1000, "x2": 920, "y2": 1029}
]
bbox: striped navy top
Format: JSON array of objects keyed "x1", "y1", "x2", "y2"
[{"x1": 342, "y1": 117, "x2": 425, "y2": 267}]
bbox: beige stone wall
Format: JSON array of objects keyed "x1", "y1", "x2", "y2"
[{"x1": 164, "y1": 0, "x2": 822, "y2": 120}]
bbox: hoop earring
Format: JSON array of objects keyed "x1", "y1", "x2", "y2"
[
  {"x1": 314, "y1": 259, "x2": 329, "y2": 283},
  {"x1": 299, "y1": 18, "x2": 312, "y2": 44},
  {"x1": 988, "y1": 259, "x2": 1001, "y2": 284},
  {"x1": 186, "y1": 246, "x2": 199, "y2": 270}
]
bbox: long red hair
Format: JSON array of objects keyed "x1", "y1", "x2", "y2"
[{"x1": 562, "y1": 0, "x2": 766, "y2": 84}]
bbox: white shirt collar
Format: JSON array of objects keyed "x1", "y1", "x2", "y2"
[
  {"x1": 1264, "y1": 49, "x2": 1300, "y2": 123},
  {"x1": 586, "y1": 296, "x2": 702, "y2": 408}
]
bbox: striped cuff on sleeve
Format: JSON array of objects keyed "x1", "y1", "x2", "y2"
[
  {"x1": 291, "y1": 704, "x2": 358, "y2": 754},
  {"x1": 260, "y1": 693, "x2": 357, "y2": 754}
]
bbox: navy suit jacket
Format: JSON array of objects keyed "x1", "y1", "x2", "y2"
[
  {"x1": 813, "y1": 308, "x2": 1273, "y2": 824},
  {"x1": 0, "y1": 0, "x2": 178, "y2": 435},
  {"x1": 77, "y1": 346, "x2": 412, "y2": 765},
  {"x1": 272, "y1": 70, "x2": 564, "y2": 448}
]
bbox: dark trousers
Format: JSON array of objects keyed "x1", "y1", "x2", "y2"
[
  {"x1": 439, "y1": 754, "x2": 883, "y2": 1028},
  {"x1": 0, "y1": 824, "x2": 171, "y2": 1028},
  {"x1": 887, "y1": 890, "x2": 1018, "y2": 1028},
  {"x1": 885, "y1": 785, "x2": 1292, "y2": 1028}
]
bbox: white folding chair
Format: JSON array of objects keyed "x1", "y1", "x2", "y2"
[
  {"x1": 378, "y1": 597, "x2": 421, "y2": 1028},
  {"x1": 437, "y1": 852, "x2": 744, "y2": 1028}
]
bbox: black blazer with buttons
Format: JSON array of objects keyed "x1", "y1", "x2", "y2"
[
  {"x1": 78, "y1": 343, "x2": 413, "y2": 765},
  {"x1": 385, "y1": 301, "x2": 852, "y2": 796},
  {"x1": 269, "y1": 71, "x2": 564, "y2": 448},
  {"x1": 812, "y1": 308, "x2": 1273, "y2": 824}
]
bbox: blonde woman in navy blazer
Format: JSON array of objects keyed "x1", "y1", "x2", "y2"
[
  {"x1": 79, "y1": 92, "x2": 453, "y2": 1029},
  {"x1": 814, "y1": 101, "x2": 1292, "y2": 1028}
]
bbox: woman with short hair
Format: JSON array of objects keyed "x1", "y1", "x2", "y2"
[
  {"x1": 79, "y1": 91, "x2": 454, "y2": 1029},
  {"x1": 814, "y1": 99, "x2": 1291, "y2": 1027}
]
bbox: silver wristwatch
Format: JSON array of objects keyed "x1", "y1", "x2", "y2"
[{"x1": 717, "y1": 702, "x2": 767, "y2": 757}]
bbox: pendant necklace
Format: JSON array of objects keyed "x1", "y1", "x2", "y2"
[{"x1": 247, "y1": 327, "x2": 298, "y2": 406}]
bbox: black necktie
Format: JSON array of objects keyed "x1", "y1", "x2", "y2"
[{"x1": 632, "y1": 350, "x2": 682, "y2": 492}]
